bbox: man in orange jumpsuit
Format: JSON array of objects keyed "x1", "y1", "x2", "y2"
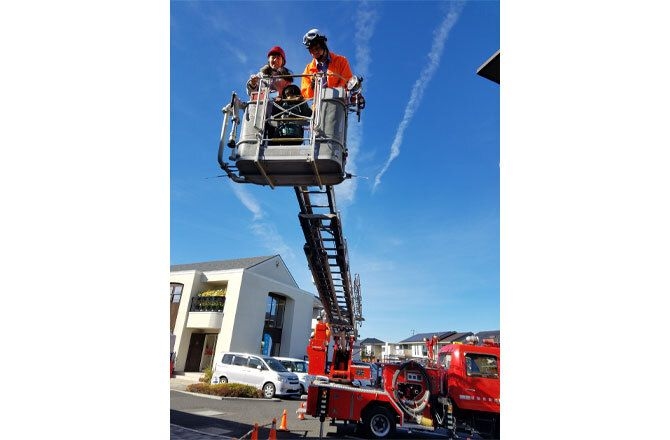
[{"x1": 300, "y1": 28, "x2": 365, "y2": 109}]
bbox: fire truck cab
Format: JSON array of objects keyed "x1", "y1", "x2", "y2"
[{"x1": 438, "y1": 341, "x2": 500, "y2": 438}]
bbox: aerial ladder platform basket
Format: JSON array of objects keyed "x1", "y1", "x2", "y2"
[{"x1": 217, "y1": 72, "x2": 363, "y2": 188}]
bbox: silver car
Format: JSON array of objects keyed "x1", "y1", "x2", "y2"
[
  {"x1": 211, "y1": 352, "x2": 301, "y2": 398},
  {"x1": 274, "y1": 357, "x2": 314, "y2": 394}
]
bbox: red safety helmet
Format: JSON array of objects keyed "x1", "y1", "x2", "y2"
[{"x1": 267, "y1": 46, "x2": 286, "y2": 61}]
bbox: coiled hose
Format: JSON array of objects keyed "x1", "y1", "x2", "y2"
[{"x1": 391, "y1": 360, "x2": 431, "y2": 417}]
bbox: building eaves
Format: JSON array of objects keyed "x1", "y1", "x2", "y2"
[{"x1": 170, "y1": 255, "x2": 276, "y2": 272}]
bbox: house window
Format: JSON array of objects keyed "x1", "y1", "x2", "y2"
[
  {"x1": 170, "y1": 283, "x2": 184, "y2": 333},
  {"x1": 265, "y1": 294, "x2": 286, "y2": 329},
  {"x1": 263, "y1": 294, "x2": 286, "y2": 356},
  {"x1": 171, "y1": 283, "x2": 183, "y2": 303},
  {"x1": 412, "y1": 345, "x2": 426, "y2": 357}
]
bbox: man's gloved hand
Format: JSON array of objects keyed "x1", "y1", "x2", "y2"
[{"x1": 350, "y1": 93, "x2": 365, "y2": 110}]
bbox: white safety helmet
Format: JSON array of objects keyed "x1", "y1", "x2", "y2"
[{"x1": 303, "y1": 28, "x2": 327, "y2": 47}]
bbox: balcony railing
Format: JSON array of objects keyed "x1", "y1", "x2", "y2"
[{"x1": 190, "y1": 296, "x2": 226, "y2": 312}]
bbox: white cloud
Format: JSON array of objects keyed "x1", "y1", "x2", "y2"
[
  {"x1": 373, "y1": 1, "x2": 465, "y2": 192},
  {"x1": 231, "y1": 183, "x2": 263, "y2": 221},
  {"x1": 355, "y1": 0, "x2": 378, "y2": 79},
  {"x1": 229, "y1": 182, "x2": 294, "y2": 258},
  {"x1": 339, "y1": 0, "x2": 378, "y2": 207},
  {"x1": 249, "y1": 221, "x2": 295, "y2": 260},
  {"x1": 336, "y1": 122, "x2": 361, "y2": 206}
]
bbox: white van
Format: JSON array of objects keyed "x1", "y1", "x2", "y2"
[
  {"x1": 274, "y1": 357, "x2": 314, "y2": 395},
  {"x1": 211, "y1": 352, "x2": 301, "y2": 398}
]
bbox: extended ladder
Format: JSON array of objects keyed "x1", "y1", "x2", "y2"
[{"x1": 294, "y1": 185, "x2": 361, "y2": 335}]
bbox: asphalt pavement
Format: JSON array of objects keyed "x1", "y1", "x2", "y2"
[{"x1": 170, "y1": 375, "x2": 345, "y2": 439}]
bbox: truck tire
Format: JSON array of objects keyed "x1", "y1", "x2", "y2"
[
  {"x1": 362, "y1": 406, "x2": 395, "y2": 439},
  {"x1": 218, "y1": 376, "x2": 228, "y2": 384}
]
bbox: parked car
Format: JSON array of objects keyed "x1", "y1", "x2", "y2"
[
  {"x1": 211, "y1": 352, "x2": 301, "y2": 398},
  {"x1": 274, "y1": 357, "x2": 314, "y2": 394}
]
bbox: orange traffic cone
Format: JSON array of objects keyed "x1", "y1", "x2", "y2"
[
  {"x1": 278, "y1": 409, "x2": 289, "y2": 431},
  {"x1": 296, "y1": 402, "x2": 305, "y2": 420},
  {"x1": 268, "y1": 418, "x2": 277, "y2": 440},
  {"x1": 250, "y1": 423, "x2": 258, "y2": 440}
]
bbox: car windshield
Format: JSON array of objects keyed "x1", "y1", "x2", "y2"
[
  {"x1": 264, "y1": 357, "x2": 289, "y2": 372},
  {"x1": 292, "y1": 361, "x2": 307, "y2": 373}
]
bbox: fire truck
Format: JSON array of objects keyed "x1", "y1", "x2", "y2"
[
  {"x1": 217, "y1": 71, "x2": 499, "y2": 438},
  {"x1": 305, "y1": 333, "x2": 500, "y2": 439}
]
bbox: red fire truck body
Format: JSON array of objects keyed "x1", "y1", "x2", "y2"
[
  {"x1": 438, "y1": 342, "x2": 500, "y2": 436},
  {"x1": 305, "y1": 335, "x2": 500, "y2": 439}
]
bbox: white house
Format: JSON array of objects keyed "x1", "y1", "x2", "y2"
[{"x1": 170, "y1": 255, "x2": 321, "y2": 373}]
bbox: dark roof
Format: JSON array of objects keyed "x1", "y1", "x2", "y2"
[
  {"x1": 476, "y1": 330, "x2": 500, "y2": 342},
  {"x1": 442, "y1": 332, "x2": 474, "y2": 343},
  {"x1": 399, "y1": 331, "x2": 455, "y2": 343},
  {"x1": 170, "y1": 255, "x2": 276, "y2": 272},
  {"x1": 476, "y1": 49, "x2": 500, "y2": 84},
  {"x1": 359, "y1": 338, "x2": 385, "y2": 345}
]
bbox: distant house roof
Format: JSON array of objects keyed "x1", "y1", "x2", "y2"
[
  {"x1": 399, "y1": 331, "x2": 455, "y2": 343},
  {"x1": 359, "y1": 338, "x2": 385, "y2": 345},
  {"x1": 170, "y1": 255, "x2": 276, "y2": 272},
  {"x1": 476, "y1": 330, "x2": 500, "y2": 343},
  {"x1": 442, "y1": 332, "x2": 474, "y2": 343}
]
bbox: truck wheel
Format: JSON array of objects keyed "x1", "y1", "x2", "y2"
[
  {"x1": 262, "y1": 382, "x2": 276, "y2": 399},
  {"x1": 362, "y1": 407, "x2": 395, "y2": 439},
  {"x1": 218, "y1": 376, "x2": 228, "y2": 384}
]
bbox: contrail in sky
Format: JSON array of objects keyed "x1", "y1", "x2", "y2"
[
  {"x1": 230, "y1": 183, "x2": 295, "y2": 258},
  {"x1": 336, "y1": 0, "x2": 378, "y2": 206},
  {"x1": 372, "y1": 1, "x2": 465, "y2": 192},
  {"x1": 354, "y1": 0, "x2": 377, "y2": 79},
  {"x1": 231, "y1": 184, "x2": 263, "y2": 221}
]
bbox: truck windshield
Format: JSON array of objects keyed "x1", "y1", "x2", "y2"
[{"x1": 465, "y1": 353, "x2": 499, "y2": 378}]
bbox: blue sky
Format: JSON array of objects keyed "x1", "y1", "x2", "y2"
[{"x1": 170, "y1": 0, "x2": 500, "y2": 343}]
